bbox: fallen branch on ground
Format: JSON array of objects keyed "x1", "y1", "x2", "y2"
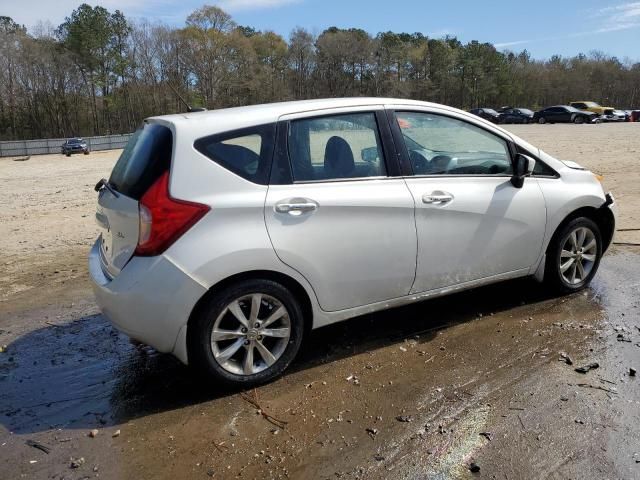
[
  {"x1": 241, "y1": 389, "x2": 288, "y2": 429},
  {"x1": 574, "y1": 383, "x2": 618, "y2": 394}
]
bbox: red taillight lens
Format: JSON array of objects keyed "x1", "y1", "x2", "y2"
[{"x1": 134, "y1": 171, "x2": 210, "y2": 256}]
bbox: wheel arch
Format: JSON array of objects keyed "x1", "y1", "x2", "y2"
[
  {"x1": 547, "y1": 205, "x2": 615, "y2": 254},
  {"x1": 186, "y1": 270, "x2": 314, "y2": 361}
]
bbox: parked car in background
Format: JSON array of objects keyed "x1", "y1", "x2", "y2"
[
  {"x1": 569, "y1": 101, "x2": 615, "y2": 117},
  {"x1": 61, "y1": 138, "x2": 89, "y2": 156},
  {"x1": 469, "y1": 108, "x2": 500, "y2": 123},
  {"x1": 89, "y1": 97, "x2": 616, "y2": 386},
  {"x1": 601, "y1": 109, "x2": 629, "y2": 122},
  {"x1": 533, "y1": 106, "x2": 599, "y2": 124},
  {"x1": 498, "y1": 108, "x2": 535, "y2": 124}
]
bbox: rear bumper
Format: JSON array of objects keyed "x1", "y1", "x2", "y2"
[{"x1": 88, "y1": 239, "x2": 206, "y2": 364}]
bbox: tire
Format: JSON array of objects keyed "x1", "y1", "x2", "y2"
[
  {"x1": 84, "y1": 151, "x2": 90, "y2": 155},
  {"x1": 573, "y1": 115, "x2": 585, "y2": 124},
  {"x1": 188, "y1": 279, "x2": 305, "y2": 387},
  {"x1": 538, "y1": 117, "x2": 546, "y2": 124},
  {"x1": 65, "y1": 152, "x2": 71, "y2": 157},
  {"x1": 544, "y1": 217, "x2": 602, "y2": 294}
]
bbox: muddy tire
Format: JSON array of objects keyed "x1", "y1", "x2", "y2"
[
  {"x1": 188, "y1": 279, "x2": 304, "y2": 387},
  {"x1": 544, "y1": 217, "x2": 602, "y2": 294}
]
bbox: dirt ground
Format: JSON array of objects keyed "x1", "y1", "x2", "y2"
[{"x1": 1, "y1": 123, "x2": 639, "y2": 479}]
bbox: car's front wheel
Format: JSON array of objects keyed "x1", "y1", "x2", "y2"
[
  {"x1": 573, "y1": 115, "x2": 585, "y2": 124},
  {"x1": 545, "y1": 217, "x2": 602, "y2": 293},
  {"x1": 189, "y1": 279, "x2": 305, "y2": 387},
  {"x1": 538, "y1": 117, "x2": 546, "y2": 124}
]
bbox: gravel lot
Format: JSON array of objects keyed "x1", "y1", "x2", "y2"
[{"x1": 0, "y1": 123, "x2": 639, "y2": 479}]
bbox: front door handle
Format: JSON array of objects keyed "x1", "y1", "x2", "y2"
[
  {"x1": 422, "y1": 191, "x2": 454, "y2": 205},
  {"x1": 275, "y1": 198, "x2": 319, "y2": 216}
]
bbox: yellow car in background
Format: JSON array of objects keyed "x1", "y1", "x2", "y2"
[{"x1": 570, "y1": 101, "x2": 615, "y2": 116}]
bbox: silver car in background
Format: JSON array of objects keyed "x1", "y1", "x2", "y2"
[{"x1": 89, "y1": 98, "x2": 616, "y2": 386}]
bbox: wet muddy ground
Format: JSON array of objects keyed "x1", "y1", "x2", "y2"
[
  {"x1": 1, "y1": 248, "x2": 639, "y2": 479},
  {"x1": 1, "y1": 124, "x2": 640, "y2": 479}
]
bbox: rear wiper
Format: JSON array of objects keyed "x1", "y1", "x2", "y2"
[{"x1": 94, "y1": 178, "x2": 119, "y2": 198}]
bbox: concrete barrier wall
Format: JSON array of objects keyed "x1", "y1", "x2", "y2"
[{"x1": 0, "y1": 133, "x2": 133, "y2": 157}]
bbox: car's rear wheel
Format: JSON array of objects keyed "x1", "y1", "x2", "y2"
[
  {"x1": 538, "y1": 117, "x2": 546, "y2": 124},
  {"x1": 545, "y1": 217, "x2": 602, "y2": 293},
  {"x1": 189, "y1": 279, "x2": 304, "y2": 387}
]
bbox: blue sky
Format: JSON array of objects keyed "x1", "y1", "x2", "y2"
[{"x1": 3, "y1": 0, "x2": 640, "y2": 60}]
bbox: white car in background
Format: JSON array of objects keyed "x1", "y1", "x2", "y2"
[{"x1": 89, "y1": 98, "x2": 616, "y2": 386}]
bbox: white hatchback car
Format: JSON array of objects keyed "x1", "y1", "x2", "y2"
[{"x1": 89, "y1": 98, "x2": 616, "y2": 386}]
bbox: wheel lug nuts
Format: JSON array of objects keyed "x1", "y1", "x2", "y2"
[
  {"x1": 241, "y1": 327, "x2": 247, "y2": 333},
  {"x1": 244, "y1": 340, "x2": 250, "y2": 345},
  {"x1": 254, "y1": 323, "x2": 260, "y2": 328},
  {"x1": 257, "y1": 335, "x2": 262, "y2": 340}
]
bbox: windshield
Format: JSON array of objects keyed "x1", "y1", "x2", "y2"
[
  {"x1": 566, "y1": 106, "x2": 583, "y2": 113},
  {"x1": 483, "y1": 109, "x2": 498, "y2": 115},
  {"x1": 519, "y1": 109, "x2": 534, "y2": 115}
]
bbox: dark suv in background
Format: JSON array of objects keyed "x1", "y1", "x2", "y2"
[{"x1": 61, "y1": 138, "x2": 90, "y2": 156}]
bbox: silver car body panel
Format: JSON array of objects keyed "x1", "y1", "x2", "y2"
[
  {"x1": 88, "y1": 97, "x2": 617, "y2": 365},
  {"x1": 404, "y1": 175, "x2": 546, "y2": 292},
  {"x1": 265, "y1": 178, "x2": 417, "y2": 311}
]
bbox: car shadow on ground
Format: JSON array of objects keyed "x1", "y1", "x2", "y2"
[{"x1": 0, "y1": 277, "x2": 560, "y2": 435}]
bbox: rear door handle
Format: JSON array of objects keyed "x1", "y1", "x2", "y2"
[
  {"x1": 422, "y1": 191, "x2": 454, "y2": 205},
  {"x1": 275, "y1": 198, "x2": 319, "y2": 216}
]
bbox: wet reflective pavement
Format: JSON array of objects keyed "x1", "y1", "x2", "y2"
[{"x1": 1, "y1": 248, "x2": 639, "y2": 479}]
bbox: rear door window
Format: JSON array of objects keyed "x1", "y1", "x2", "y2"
[
  {"x1": 194, "y1": 124, "x2": 276, "y2": 185},
  {"x1": 287, "y1": 112, "x2": 386, "y2": 182},
  {"x1": 109, "y1": 123, "x2": 172, "y2": 200}
]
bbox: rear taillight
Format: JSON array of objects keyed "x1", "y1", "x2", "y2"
[{"x1": 134, "y1": 171, "x2": 210, "y2": 256}]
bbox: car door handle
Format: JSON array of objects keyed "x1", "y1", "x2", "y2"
[
  {"x1": 275, "y1": 199, "x2": 319, "y2": 215},
  {"x1": 422, "y1": 191, "x2": 454, "y2": 205}
]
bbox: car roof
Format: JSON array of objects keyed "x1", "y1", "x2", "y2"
[{"x1": 148, "y1": 97, "x2": 463, "y2": 137}]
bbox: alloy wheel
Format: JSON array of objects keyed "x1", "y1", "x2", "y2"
[
  {"x1": 559, "y1": 226, "x2": 598, "y2": 285},
  {"x1": 210, "y1": 293, "x2": 291, "y2": 375}
]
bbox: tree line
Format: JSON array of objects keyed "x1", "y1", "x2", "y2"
[{"x1": 1, "y1": 4, "x2": 639, "y2": 141}]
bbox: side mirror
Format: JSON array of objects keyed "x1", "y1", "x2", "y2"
[
  {"x1": 361, "y1": 146, "x2": 379, "y2": 163},
  {"x1": 511, "y1": 153, "x2": 536, "y2": 188}
]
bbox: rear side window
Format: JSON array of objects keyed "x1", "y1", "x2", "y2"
[
  {"x1": 287, "y1": 112, "x2": 386, "y2": 182},
  {"x1": 194, "y1": 124, "x2": 276, "y2": 185},
  {"x1": 109, "y1": 123, "x2": 172, "y2": 200}
]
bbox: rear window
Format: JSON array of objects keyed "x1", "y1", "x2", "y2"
[
  {"x1": 109, "y1": 123, "x2": 172, "y2": 200},
  {"x1": 194, "y1": 124, "x2": 276, "y2": 185}
]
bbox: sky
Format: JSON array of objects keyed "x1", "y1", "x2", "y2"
[{"x1": 2, "y1": 0, "x2": 640, "y2": 60}]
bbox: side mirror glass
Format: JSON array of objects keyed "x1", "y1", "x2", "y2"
[{"x1": 511, "y1": 153, "x2": 536, "y2": 188}]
